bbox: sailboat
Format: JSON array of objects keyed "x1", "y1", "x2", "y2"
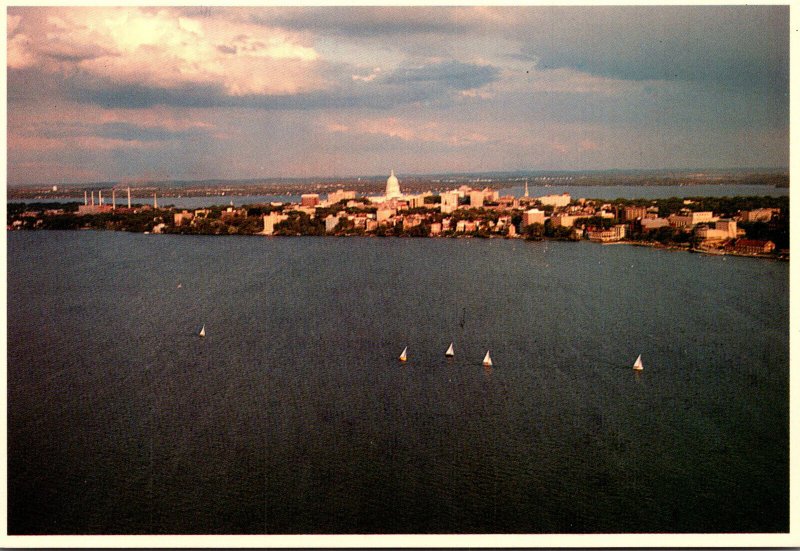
[
  {"x1": 445, "y1": 342, "x2": 455, "y2": 357},
  {"x1": 633, "y1": 354, "x2": 643, "y2": 371},
  {"x1": 482, "y1": 350, "x2": 492, "y2": 367},
  {"x1": 399, "y1": 346, "x2": 407, "y2": 362},
  {"x1": 199, "y1": 324, "x2": 206, "y2": 338}
]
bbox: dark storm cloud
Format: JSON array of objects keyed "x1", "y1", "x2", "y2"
[
  {"x1": 51, "y1": 60, "x2": 499, "y2": 111},
  {"x1": 19, "y1": 119, "x2": 208, "y2": 143},
  {"x1": 516, "y1": 6, "x2": 788, "y2": 92},
  {"x1": 383, "y1": 61, "x2": 499, "y2": 90},
  {"x1": 246, "y1": 7, "x2": 471, "y2": 37}
]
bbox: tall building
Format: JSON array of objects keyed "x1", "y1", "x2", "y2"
[
  {"x1": 440, "y1": 191, "x2": 460, "y2": 214},
  {"x1": 469, "y1": 190, "x2": 484, "y2": 207},
  {"x1": 301, "y1": 193, "x2": 320, "y2": 207},
  {"x1": 523, "y1": 208, "x2": 546, "y2": 226},
  {"x1": 623, "y1": 206, "x2": 648, "y2": 221},
  {"x1": 385, "y1": 170, "x2": 402, "y2": 199}
]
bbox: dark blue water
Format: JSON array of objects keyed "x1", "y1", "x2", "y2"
[{"x1": 7, "y1": 232, "x2": 789, "y2": 534}]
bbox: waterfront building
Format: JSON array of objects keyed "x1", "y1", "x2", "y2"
[
  {"x1": 366, "y1": 219, "x2": 379, "y2": 232},
  {"x1": 325, "y1": 214, "x2": 339, "y2": 234},
  {"x1": 403, "y1": 215, "x2": 423, "y2": 229},
  {"x1": 262, "y1": 212, "x2": 288, "y2": 235},
  {"x1": 174, "y1": 210, "x2": 194, "y2": 226},
  {"x1": 440, "y1": 191, "x2": 460, "y2": 214},
  {"x1": 733, "y1": 239, "x2": 776, "y2": 254},
  {"x1": 696, "y1": 226, "x2": 728, "y2": 241},
  {"x1": 538, "y1": 193, "x2": 571, "y2": 207},
  {"x1": 523, "y1": 208, "x2": 546, "y2": 227},
  {"x1": 507, "y1": 223, "x2": 517, "y2": 237},
  {"x1": 430, "y1": 222, "x2": 442, "y2": 236},
  {"x1": 588, "y1": 224, "x2": 626, "y2": 242},
  {"x1": 301, "y1": 194, "x2": 320, "y2": 207}
]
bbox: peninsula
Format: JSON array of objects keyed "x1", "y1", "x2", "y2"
[{"x1": 8, "y1": 172, "x2": 789, "y2": 260}]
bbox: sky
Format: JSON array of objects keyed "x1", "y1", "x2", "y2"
[{"x1": 6, "y1": 5, "x2": 790, "y2": 186}]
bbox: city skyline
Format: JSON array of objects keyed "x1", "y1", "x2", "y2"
[{"x1": 7, "y1": 5, "x2": 790, "y2": 186}]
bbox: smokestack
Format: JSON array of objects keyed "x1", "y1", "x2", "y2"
[
  {"x1": 153, "y1": 193, "x2": 158, "y2": 209},
  {"x1": 127, "y1": 187, "x2": 131, "y2": 209},
  {"x1": 112, "y1": 188, "x2": 116, "y2": 211},
  {"x1": 91, "y1": 191, "x2": 95, "y2": 206},
  {"x1": 99, "y1": 189, "x2": 103, "y2": 205},
  {"x1": 84, "y1": 191, "x2": 88, "y2": 206}
]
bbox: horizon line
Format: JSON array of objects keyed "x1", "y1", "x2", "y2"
[{"x1": 6, "y1": 166, "x2": 790, "y2": 189}]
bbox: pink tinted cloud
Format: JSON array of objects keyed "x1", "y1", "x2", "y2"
[{"x1": 9, "y1": 7, "x2": 326, "y2": 95}]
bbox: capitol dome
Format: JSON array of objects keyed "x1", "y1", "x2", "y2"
[{"x1": 385, "y1": 169, "x2": 401, "y2": 199}]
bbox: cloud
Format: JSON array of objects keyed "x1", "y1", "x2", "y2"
[
  {"x1": 322, "y1": 116, "x2": 490, "y2": 147},
  {"x1": 7, "y1": 7, "x2": 324, "y2": 96},
  {"x1": 51, "y1": 59, "x2": 499, "y2": 111},
  {"x1": 247, "y1": 7, "x2": 475, "y2": 37},
  {"x1": 512, "y1": 6, "x2": 788, "y2": 93},
  {"x1": 384, "y1": 60, "x2": 499, "y2": 90}
]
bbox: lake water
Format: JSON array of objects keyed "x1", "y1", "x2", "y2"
[
  {"x1": 7, "y1": 231, "x2": 789, "y2": 534},
  {"x1": 8, "y1": 184, "x2": 788, "y2": 208}
]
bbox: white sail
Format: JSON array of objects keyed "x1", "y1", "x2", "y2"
[
  {"x1": 445, "y1": 342, "x2": 455, "y2": 357},
  {"x1": 482, "y1": 350, "x2": 492, "y2": 366},
  {"x1": 633, "y1": 354, "x2": 643, "y2": 370},
  {"x1": 399, "y1": 346, "x2": 407, "y2": 361},
  {"x1": 199, "y1": 325, "x2": 206, "y2": 338}
]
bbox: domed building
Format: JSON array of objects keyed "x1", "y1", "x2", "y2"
[{"x1": 385, "y1": 169, "x2": 402, "y2": 200}]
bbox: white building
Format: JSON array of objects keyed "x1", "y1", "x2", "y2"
[
  {"x1": 440, "y1": 191, "x2": 460, "y2": 214},
  {"x1": 262, "y1": 212, "x2": 288, "y2": 235},
  {"x1": 328, "y1": 189, "x2": 356, "y2": 204},
  {"x1": 538, "y1": 193, "x2": 571, "y2": 207},
  {"x1": 668, "y1": 211, "x2": 714, "y2": 229},
  {"x1": 385, "y1": 170, "x2": 402, "y2": 200},
  {"x1": 325, "y1": 214, "x2": 339, "y2": 233}
]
